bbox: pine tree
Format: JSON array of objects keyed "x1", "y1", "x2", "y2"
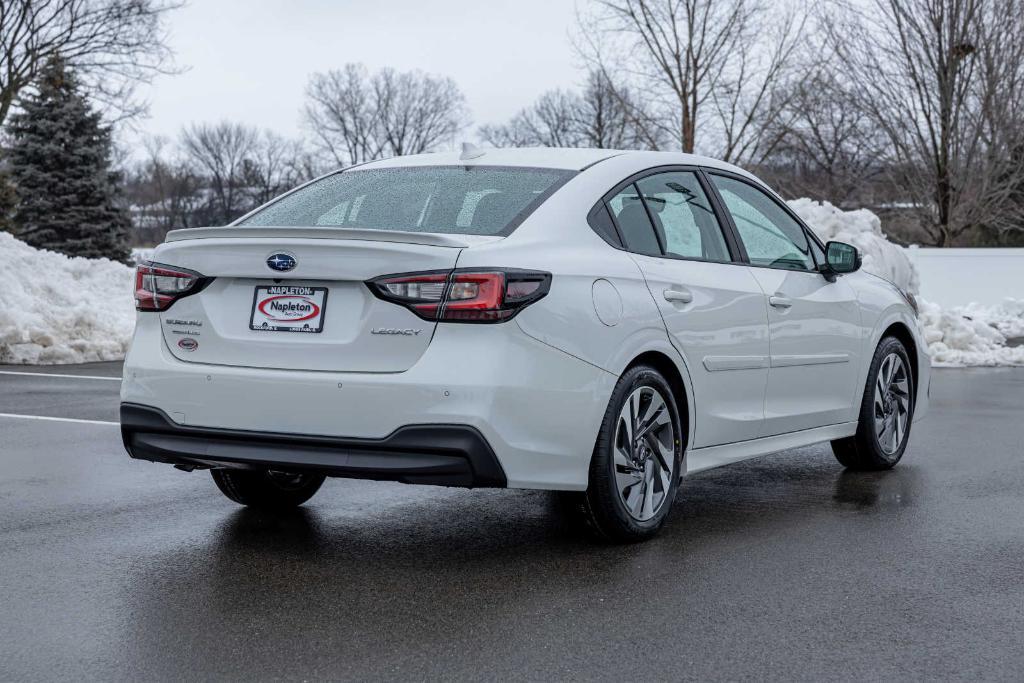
[
  {"x1": 7, "y1": 58, "x2": 130, "y2": 261},
  {"x1": 0, "y1": 166, "x2": 16, "y2": 233}
]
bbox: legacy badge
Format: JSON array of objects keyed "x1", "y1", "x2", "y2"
[{"x1": 371, "y1": 328, "x2": 422, "y2": 336}]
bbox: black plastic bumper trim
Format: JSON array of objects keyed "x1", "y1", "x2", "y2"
[{"x1": 120, "y1": 403, "x2": 507, "y2": 488}]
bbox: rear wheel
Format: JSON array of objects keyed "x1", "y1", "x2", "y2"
[
  {"x1": 832, "y1": 336, "x2": 915, "y2": 470},
  {"x1": 211, "y1": 469, "x2": 325, "y2": 509},
  {"x1": 562, "y1": 365, "x2": 684, "y2": 543}
]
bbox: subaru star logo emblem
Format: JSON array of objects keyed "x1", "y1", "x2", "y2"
[{"x1": 266, "y1": 252, "x2": 297, "y2": 272}]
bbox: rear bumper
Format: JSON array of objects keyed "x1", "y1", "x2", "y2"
[
  {"x1": 120, "y1": 314, "x2": 615, "y2": 490},
  {"x1": 121, "y1": 403, "x2": 506, "y2": 487}
]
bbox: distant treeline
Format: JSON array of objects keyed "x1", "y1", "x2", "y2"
[{"x1": 2, "y1": 0, "x2": 1023, "y2": 257}]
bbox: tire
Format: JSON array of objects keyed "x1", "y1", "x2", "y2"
[
  {"x1": 211, "y1": 469, "x2": 325, "y2": 509},
  {"x1": 561, "y1": 364, "x2": 684, "y2": 543},
  {"x1": 832, "y1": 336, "x2": 915, "y2": 471}
]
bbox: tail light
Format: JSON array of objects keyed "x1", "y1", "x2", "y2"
[
  {"x1": 134, "y1": 262, "x2": 210, "y2": 311},
  {"x1": 368, "y1": 269, "x2": 551, "y2": 323}
]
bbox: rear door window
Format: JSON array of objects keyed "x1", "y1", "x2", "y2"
[{"x1": 635, "y1": 171, "x2": 731, "y2": 262}]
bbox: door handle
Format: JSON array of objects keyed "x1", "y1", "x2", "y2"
[
  {"x1": 769, "y1": 295, "x2": 793, "y2": 309},
  {"x1": 663, "y1": 288, "x2": 693, "y2": 304}
]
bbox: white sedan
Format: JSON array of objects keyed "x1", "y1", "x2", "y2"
[{"x1": 121, "y1": 148, "x2": 929, "y2": 542}]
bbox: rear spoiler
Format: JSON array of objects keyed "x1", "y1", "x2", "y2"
[{"x1": 164, "y1": 226, "x2": 501, "y2": 249}]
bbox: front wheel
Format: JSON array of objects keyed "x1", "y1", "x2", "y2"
[
  {"x1": 562, "y1": 365, "x2": 684, "y2": 543},
  {"x1": 211, "y1": 469, "x2": 325, "y2": 509},
  {"x1": 832, "y1": 336, "x2": 915, "y2": 470}
]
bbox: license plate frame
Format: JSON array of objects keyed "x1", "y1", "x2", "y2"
[{"x1": 249, "y1": 285, "x2": 328, "y2": 333}]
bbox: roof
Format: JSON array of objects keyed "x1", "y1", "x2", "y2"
[
  {"x1": 356, "y1": 147, "x2": 620, "y2": 171},
  {"x1": 352, "y1": 147, "x2": 757, "y2": 178}
]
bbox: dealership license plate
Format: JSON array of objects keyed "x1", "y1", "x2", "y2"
[{"x1": 249, "y1": 286, "x2": 328, "y2": 333}]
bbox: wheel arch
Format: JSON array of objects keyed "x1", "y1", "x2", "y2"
[
  {"x1": 855, "y1": 305, "x2": 925, "y2": 420},
  {"x1": 880, "y1": 321, "x2": 919, "y2": 401},
  {"x1": 622, "y1": 348, "x2": 695, "y2": 455}
]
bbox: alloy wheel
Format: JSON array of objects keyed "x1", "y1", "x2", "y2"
[
  {"x1": 873, "y1": 353, "x2": 910, "y2": 456},
  {"x1": 613, "y1": 386, "x2": 676, "y2": 521}
]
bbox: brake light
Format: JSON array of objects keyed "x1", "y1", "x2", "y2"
[
  {"x1": 134, "y1": 262, "x2": 208, "y2": 311},
  {"x1": 368, "y1": 269, "x2": 551, "y2": 323}
]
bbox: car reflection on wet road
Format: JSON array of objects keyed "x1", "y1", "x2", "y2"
[{"x1": 1, "y1": 364, "x2": 1022, "y2": 681}]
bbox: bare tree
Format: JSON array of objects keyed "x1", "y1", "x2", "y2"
[
  {"x1": 830, "y1": 0, "x2": 1024, "y2": 245},
  {"x1": 303, "y1": 65, "x2": 379, "y2": 166},
  {"x1": 479, "y1": 71, "x2": 659, "y2": 149},
  {"x1": 181, "y1": 121, "x2": 258, "y2": 225},
  {"x1": 479, "y1": 89, "x2": 583, "y2": 147},
  {"x1": 576, "y1": 0, "x2": 806, "y2": 162},
  {"x1": 576, "y1": 71, "x2": 663, "y2": 149},
  {"x1": 124, "y1": 135, "x2": 202, "y2": 242},
  {"x1": 759, "y1": 68, "x2": 888, "y2": 205},
  {"x1": 303, "y1": 64, "x2": 468, "y2": 166},
  {"x1": 709, "y1": 6, "x2": 807, "y2": 164},
  {"x1": 125, "y1": 130, "x2": 318, "y2": 240},
  {"x1": 241, "y1": 132, "x2": 312, "y2": 207},
  {"x1": 374, "y1": 68, "x2": 469, "y2": 157},
  {"x1": 0, "y1": 0, "x2": 181, "y2": 127},
  {"x1": 969, "y1": 0, "x2": 1024, "y2": 244}
]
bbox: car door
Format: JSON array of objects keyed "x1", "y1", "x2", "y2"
[
  {"x1": 604, "y1": 169, "x2": 770, "y2": 448},
  {"x1": 706, "y1": 172, "x2": 862, "y2": 436}
]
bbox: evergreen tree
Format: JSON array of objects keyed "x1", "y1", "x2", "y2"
[
  {"x1": 6, "y1": 58, "x2": 130, "y2": 261},
  {"x1": 0, "y1": 166, "x2": 16, "y2": 233}
]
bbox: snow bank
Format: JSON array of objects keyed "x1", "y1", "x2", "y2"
[
  {"x1": 788, "y1": 199, "x2": 919, "y2": 295},
  {"x1": 919, "y1": 298, "x2": 1024, "y2": 366},
  {"x1": 0, "y1": 232, "x2": 135, "y2": 364}
]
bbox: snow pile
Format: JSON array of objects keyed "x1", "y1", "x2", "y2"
[
  {"x1": 957, "y1": 299, "x2": 1024, "y2": 340},
  {"x1": 0, "y1": 231, "x2": 135, "y2": 364},
  {"x1": 919, "y1": 298, "x2": 1024, "y2": 366},
  {"x1": 788, "y1": 199, "x2": 919, "y2": 295}
]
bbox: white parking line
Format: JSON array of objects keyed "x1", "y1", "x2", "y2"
[
  {"x1": 0, "y1": 412, "x2": 119, "y2": 426},
  {"x1": 0, "y1": 370, "x2": 121, "y2": 382}
]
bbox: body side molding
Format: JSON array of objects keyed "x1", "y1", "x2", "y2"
[
  {"x1": 770, "y1": 353, "x2": 850, "y2": 368},
  {"x1": 702, "y1": 355, "x2": 771, "y2": 372}
]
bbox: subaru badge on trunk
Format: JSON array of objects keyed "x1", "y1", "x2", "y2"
[{"x1": 266, "y1": 252, "x2": 297, "y2": 272}]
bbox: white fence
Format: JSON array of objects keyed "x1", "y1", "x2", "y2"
[{"x1": 908, "y1": 247, "x2": 1024, "y2": 307}]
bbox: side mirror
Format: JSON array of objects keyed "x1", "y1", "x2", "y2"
[{"x1": 825, "y1": 241, "x2": 860, "y2": 275}]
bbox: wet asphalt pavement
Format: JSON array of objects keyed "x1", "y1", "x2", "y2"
[{"x1": 1, "y1": 364, "x2": 1023, "y2": 681}]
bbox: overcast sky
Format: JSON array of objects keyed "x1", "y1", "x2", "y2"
[{"x1": 134, "y1": 0, "x2": 584, "y2": 144}]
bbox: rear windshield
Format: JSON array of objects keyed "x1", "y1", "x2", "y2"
[{"x1": 237, "y1": 166, "x2": 575, "y2": 236}]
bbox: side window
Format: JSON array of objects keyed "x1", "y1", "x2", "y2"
[
  {"x1": 636, "y1": 172, "x2": 731, "y2": 262},
  {"x1": 587, "y1": 204, "x2": 623, "y2": 247},
  {"x1": 608, "y1": 184, "x2": 661, "y2": 255},
  {"x1": 710, "y1": 175, "x2": 815, "y2": 271}
]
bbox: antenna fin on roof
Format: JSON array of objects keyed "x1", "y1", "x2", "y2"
[{"x1": 459, "y1": 142, "x2": 486, "y2": 161}]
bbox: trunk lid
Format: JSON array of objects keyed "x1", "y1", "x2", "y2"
[{"x1": 152, "y1": 228, "x2": 494, "y2": 372}]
